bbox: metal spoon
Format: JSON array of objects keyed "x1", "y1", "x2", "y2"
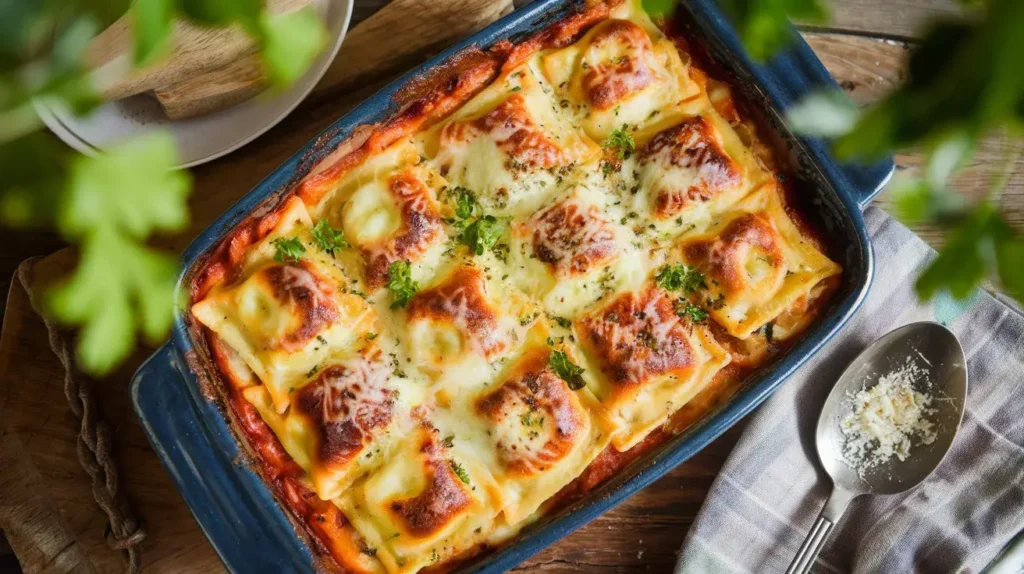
[{"x1": 786, "y1": 321, "x2": 968, "y2": 574}]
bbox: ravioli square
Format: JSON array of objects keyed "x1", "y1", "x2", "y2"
[
  {"x1": 674, "y1": 184, "x2": 842, "y2": 339},
  {"x1": 192, "y1": 197, "x2": 377, "y2": 413},
  {"x1": 540, "y1": 3, "x2": 703, "y2": 144},
  {"x1": 576, "y1": 284, "x2": 731, "y2": 449},
  {"x1": 507, "y1": 184, "x2": 647, "y2": 316},
  {"x1": 634, "y1": 113, "x2": 770, "y2": 227},
  {"x1": 401, "y1": 260, "x2": 536, "y2": 391},
  {"x1": 241, "y1": 347, "x2": 427, "y2": 500},
  {"x1": 419, "y1": 62, "x2": 601, "y2": 216},
  {"x1": 468, "y1": 341, "x2": 612, "y2": 524},
  {"x1": 338, "y1": 422, "x2": 501, "y2": 573},
  {"x1": 306, "y1": 141, "x2": 449, "y2": 291}
]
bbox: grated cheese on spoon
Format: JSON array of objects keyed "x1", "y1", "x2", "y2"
[{"x1": 840, "y1": 358, "x2": 937, "y2": 474}]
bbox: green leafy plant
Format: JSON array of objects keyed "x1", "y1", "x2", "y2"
[
  {"x1": 646, "y1": 0, "x2": 1024, "y2": 304},
  {"x1": 549, "y1": 350, "x2": 586, "y2": 390},
  {"x1": 460, "y1": 215, "x2": 504, "y2": 256},
  {"x1": 312, "y1": 220, "x2": 348, "y2": 256},
  {"x1": 656, "y1": 264, "x2": 708, "y2": 294},
  {"x1": 605, "y1": 126, "x2": 636, "y2": 160},
  {"x1": 272, "y1": 236, "x2": 306, "y2": 263},
  {"x1": 387, "y1": 260, "x2": 418, "y2": 309},
  {"x1": 0, "y1": 1, "x2": 326, "y2": 375}
]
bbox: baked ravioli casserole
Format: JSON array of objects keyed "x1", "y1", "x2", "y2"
[{"x1": 190, "y1": 1, "x2": 842, "y2": 571}]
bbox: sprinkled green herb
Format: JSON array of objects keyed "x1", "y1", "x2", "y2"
[
  {"x1": 553, "y1": 316, "x2": 572, "y2": 329},
  {"x1": 675, "y1": 300, "x2": 709, "y2": 323},
  {"x1": 311, "y1": 220, "x2": 348, "y2": 256},
  {"x1": 460, "y1": 215, "x2": 503, "y2": 255},
  {"x1": 387, "y1": 260, "x2": 418, "y2": 309},
  {"x1": 452, "y1": 186, "x2": 477, "y2": 220},
  {"x1": 271, "y1": 236, "x2": 306, "y2": 263},
  {"x1": 365, "y1": 332, "x2": 378, "y2": 340},
  {"x1": 605, "y1": 126, "x2": 635, "y2": 160},
  {"x1": 656, "y1": 264, "x2": 708, "y2": 294},
  {"x1": 442, "y1": 435, "x2": 455, "y2": 448},
  {"x1": 449, "y1": 460, "x2": 471, "y2": 484},
  {"x1": 549, "y1": 350, "x2": 586, "y2": 390}
]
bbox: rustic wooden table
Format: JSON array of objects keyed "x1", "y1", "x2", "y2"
[{"x1": 0, "y1": 0, "x2": 1020, "y2": 572}]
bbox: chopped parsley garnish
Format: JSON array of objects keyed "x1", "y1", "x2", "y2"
[
  {"x1": 449, "y1": 460, "x2": 471, "y2": 484},
  {"x1": 460, "y1": 215, "x2": 503, "y2": 255},
  {"x1": 365, "y1": 332, "x2": 378, "y2": 340},
  {"x1": 361, "y1": 547, "x2": 377, "y2": 557},
  {"x1": 510, "y1": 85, "x2": 521, "y2": 92},
  {"x1": 305, "y1": 364, "x2": 320, "y2": 378},
  {"x1": 311, "y1": 220, "x2": 348, "y2": 256},
  {"x1": 674, "y1": 300, "x2": 709, "y2": 323},
  {"x1": 605, "y1": 126, "x2": 635, "y2": 160},
  {"x1": 387, "y1": 260, "x2": 418, "y2": 309},
  {"x1": 549, "y1": 350, "x2": 586, "y2": 390},
  {"x1": 442, "y1": 435, "x2": 455, "y2": 448},
  {"x1": 656, "y1": 264, "x2": 708, "y2": 294},
  {"x1": 553, "y1": 316, "x2": 572, "y2": 329},
  {"x1": 452, "y1": 186, "x2": 477, "y2": 220},
  {"x1": 271, "y1": 236, "x2": 306, "y2": 263}
]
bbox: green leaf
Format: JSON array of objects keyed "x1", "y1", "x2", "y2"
[
  {"x1": 549, "y1": 350, "x2": 586, "y2": 390},
  {"x1": 271, "y1": 236, "x2": 306, "y2": 263},
  {"x1": 605, "y1": 126, "x2": 635, "y2": 160},
  {"x1": 259, "y1": 7, "x2": 327, "y2": 86},
  {"x1": 387, "y1": 260, "x2": 418, "y2": 309},
  {"x1": 655, "y1": 264, "x2": 707, "y2": 293},
  {"x1": 60, "y1": 132, "x2": 190, "y2": 239},
  {"x1": 915, "y1": 203, "x2": 998, "y2": 300},
  {"x1": 720, "y1": 0, "x2": 829, "y2": 61},
  {"x1": 460, "y1": 215, "x2": 503, "y2": 256},
  {"x1": 132, "y1": 0, "x2": 175, "y2": 67},
  {"x1": 46, "y1": 225, "x2": 178, "y2": 375},
  {"x1": 786, "y1": 90, "x2": 859, "y2": 137},
  {"x1": 311, "y1": 219, "x2": 348, "y2": 256},
  {"x1": 995, "y1": 235, "x2": 1024, "y2": 301},
  {"x1": 452, "y1": 186, "x2": 477, "y2": 220},
  {"x1": 642, "y1": 0, "x2": 677, "y2": 18},
  {"x1": 448, "y1": 459, "x2": 471, "y2": 484},
  {"x1": 674, "y1": 299, "x2": 709, "y2": 323},
  {"x1": 178, "y1": 0, "x2": 261, "y2": 31}
]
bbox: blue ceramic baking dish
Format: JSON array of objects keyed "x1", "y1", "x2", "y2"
[{"x1": 131, "y1": 0, "x2": 894, "y2": 571}]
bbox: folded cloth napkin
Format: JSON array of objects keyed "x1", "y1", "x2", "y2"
[{"x1": 676, "y1": 206, "x2": 1024, "y2": 574}]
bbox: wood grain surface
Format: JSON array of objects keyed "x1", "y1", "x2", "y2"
[{"x1": 1, "y1": 1, "x2": 1022, "y2": 574}]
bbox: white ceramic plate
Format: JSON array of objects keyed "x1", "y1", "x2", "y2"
[{"x1": 37, "y1": 0, "x2": 353, "y2": 168}]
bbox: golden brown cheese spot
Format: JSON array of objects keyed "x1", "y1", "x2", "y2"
[
  {"x1": 639, "y1": 117, "x2": 743, "y2": 219},
  {"x1": 362, "y1": 170, "x2": 444, "y2": 289},
  {"x1": 531, "y1": 197, "x2": 617, "y2": 277},
  {"x1": 292, "y1": 351, "x2": 395, "y2": 468},
  {"x1": 683, "y1": 213, "x2": 786, "y2": 299},
  {"x1": 582, "y1": 20, "x2": 656, "y2": 110},
  {"x1": 475, "y1": 349, "x2": 586, "y2": 476},
  {"x1": 263, "y1": 262, "x2": 341, "y2": 351},
  {"x1": 406, "y1": 266, "x2": 507, "y2": 357},
  {"x1": 387, "y1": 433, "x2": 472, "y2": 537},
  {"x1": 579, "y1": 287, "x2": 697, "y2": 387},
  {"x1": 441, "y1": 94, "x2": 569, "y2": 170}
]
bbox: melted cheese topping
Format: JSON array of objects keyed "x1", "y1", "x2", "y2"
[{"x1": 192, "y1": 1, "x2": 844, "y2": 571}]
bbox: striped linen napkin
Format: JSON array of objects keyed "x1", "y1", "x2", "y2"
[{"x1": 675, "y1": 206, "x2": 1024, "y2": 574}]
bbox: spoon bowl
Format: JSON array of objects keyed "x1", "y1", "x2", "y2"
[{"x1": 787, "y1": 321, "x2": 968, "y2": 574}]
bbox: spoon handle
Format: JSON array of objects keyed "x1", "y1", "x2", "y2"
[
  {"x1": 786, "y1": 488, "x2": 856, "y2": 574},
  {"x1": 786, "y1": 515, "x2": 834, "y2": 574}
]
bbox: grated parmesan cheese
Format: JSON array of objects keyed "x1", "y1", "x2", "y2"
[{"x1": 840, "y1": 358, "x2": 937, "y2": 474}]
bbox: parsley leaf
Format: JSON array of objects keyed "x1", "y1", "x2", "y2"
[
  {"x1": 448, "y1": 460, "x2": 471, "y2": 484},
  {"x1": 605, "y1": 126, "x2": 635, "y2": 160},
  {"x1": 717, "y1": 0, "x2": 829, "y2": 61},
  {"x1": 271, "y1": 236, "x2": 306, "y2": 263},
  {"x1": 312, "y1": 219, "x2": 348, "y2": 256},
  {"x1": 553, "y1": 316, "x2": 572, "y2": 329},
  {"x1": 452, "y1": 186, "x2": 477, "y2": 220},
  {"x1": 549, "y1": 350, "x2": 586, "y2": 390},
  {"x1": 460, "y1": 215, "x2": 503, "y2": 255},
  {"x1": 674, "y1": 300, "x2": 709, "y2": 323},
  {"x1": 656, "y1": 264, "x2": 708, "y2": 293},
  {"x1": 387, "y1": 260, "x2": 418, "y2": 309}
]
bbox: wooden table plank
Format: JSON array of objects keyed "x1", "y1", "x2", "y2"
[{"x1": 798, "y1": 0, "x2": 967, "y2": 39}]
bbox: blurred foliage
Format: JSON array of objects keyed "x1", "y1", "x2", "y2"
[
  {"x1": 647, "y1": 0, "x2": 1024, "y2": 303},
  {"x1": 0, "y1": 0, "x2": 325, "y2": 375}
]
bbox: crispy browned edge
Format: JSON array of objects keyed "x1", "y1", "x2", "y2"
[{"x1": 181, "y1": 0, "x2": 842, "y2": 571}]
